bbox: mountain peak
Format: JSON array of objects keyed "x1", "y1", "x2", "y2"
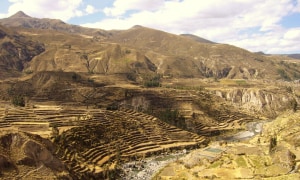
[
  {"x1": 130, "y1": 25, "x2": 144, "y2": 29},
  {"x1": 9, "y1": 11, "x2": 31, "y2": 18}
]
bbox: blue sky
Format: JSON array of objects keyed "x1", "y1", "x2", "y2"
[{"x1": 0, "y1": 0, "x2": 300, "y2": 54}]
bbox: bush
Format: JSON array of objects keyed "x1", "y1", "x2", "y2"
[
  {"x1": 158, "y1": 109, "x2": 187, "y2": 130},
  {"x1": 144, "y1": 80, "x2": 160, "y2": 87},
  {"x1": 24, "y1": 69, "x2": 33, "y2": 74},
  {"x1": 72, "y1": 73, "x2": 80, "y2": 81},
  {"x1": 125, "y1": 49, "x2": 131, "y2": 54},
  {"x1": 142, "y1": 74, "x2": 161, "y2": 87},
  {"x1": 106, "y1": 103, "x2": 119, "y2": 110},
  {"x1": 12, "y1": 95, "x2": 25, "y2": 107},
  {"x1": 277, "y1": 69, "x2": 291, "y2": 81},
  {"x1": 126, "y1": 73, "x2": 137, "y2": 81},
  {"x1": 290, "y1": 98, "x2": 298, "y2": 112}
]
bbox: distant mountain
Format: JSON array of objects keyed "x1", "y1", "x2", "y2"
[
  {"x1": 9, "y1": 11, "x2": 31, "y2": 18},
  {"x1": 0, "y1": 11, "x2": 109, "y2": 38},
  {"x1": 180, "y1": 34, "x2": 215, "y2": 44},
  {"x1": 106, "y1": 25, "x2": 297, "y2": 79},
  {"x1": 1, "y1": 12, "x2": 300, "y2": 81},
  {"x1": 287, "y1": 54, "x2": 300, "y2": 60},
  {"x1": 254, "y1": 51, "x2": 266, "y2": 55}
]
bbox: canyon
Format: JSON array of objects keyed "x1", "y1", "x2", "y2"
[{"x1": 0, "y1": 11, "x2": 299, "y2": 179}]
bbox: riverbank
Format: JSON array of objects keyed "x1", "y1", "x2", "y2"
[
  {"x1": 120, "y1": 119, "x2": 266, "y2": 179},
  {"x1": 152, "y1": 111, "x2": 300, "y2": 179},
  {"x1": 120, "y1": 151, "x2": 187, "y2": 180}
]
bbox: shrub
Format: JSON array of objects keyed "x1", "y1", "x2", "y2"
[
  {"x1": 106, "y1": 103, "x2": 119, "y2": 110},
  {"x1": 87, "y1": 78, "x2": 94, "y2": 83},
  {"x1": 126, "y1": 73, "x2": 137, "y2": 81},
  {"x1": 12, "y1": 95, "x2": 25, "y2": 107},
  {"x1": 277, "y1": 69, "x2": 291, "y2": 81},
  {"x1": 290, "y1": 98, "x2": 298, "y2": 112},
  {"x1": 158, "y1": 109, "x2": 187, "y2": 130},
  {"x1": 142, "y1": 74, "x2": 161, "y2": 87},
  {"x1": 72, "y1": 73, "x2": 80, "y2": 81},
  {"x1": 24, "y1": 69, "x2": 33, "y2": 74},
  {"x1": 269, "y1": 136, "x2": 277, "y2": 154},
  {"x1": 125, "y1": 49, "x2": 131, "y2": 54}
]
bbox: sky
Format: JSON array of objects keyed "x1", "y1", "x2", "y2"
[{"x1": 0, "y1": 0, "x2": 300, "y2": 54}]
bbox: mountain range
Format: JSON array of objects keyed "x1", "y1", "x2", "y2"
[
  {"x1": 0, "y1": 11, "x2": 300, "y2": 81},
  {"x1": 0, "y1": 11, "x2": 300, "y2": 179}
]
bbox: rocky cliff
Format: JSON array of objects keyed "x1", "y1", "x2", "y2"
[
  {"x1": 154, "y1": 110, "x2": 300, "y2": 179},
  {"x1": 214, "y1": 87, "x2": 298, "y2": 118},
  {"x1": 0, "y1": 132, "x2": 70, "y2": 179}
]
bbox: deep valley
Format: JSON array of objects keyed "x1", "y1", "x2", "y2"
[{"x1": 0, "y1": 11, "x2": 299, "y2": 179}]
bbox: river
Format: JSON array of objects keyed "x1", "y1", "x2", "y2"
[
  {"x1": 120, "y1": 119, "x2": 270, "y2": 179},
  {"x1": 217, "y1": 119, "x2": 271, "y2": 142}
]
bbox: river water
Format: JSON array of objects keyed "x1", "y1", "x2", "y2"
[
  {"x1": 217, "y1": 120, "x2": 271, "y2": 142},
  {"x1": 121, "y1": 119, "x2": 270, "y2": 179}
]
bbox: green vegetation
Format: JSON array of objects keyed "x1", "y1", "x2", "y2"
[
  {"x1": 293, "y1": 72, "x2": 300, "y2": 79},
  {"x1": 71, "y1": 73, "x2": 80, "y2": 81},
  {"x1": 106, "y1": 103, "x2": 119, "y2": 110},
  {"x1": 235, "y1": 80, "x2": 248, "y2": 86},
  {"x1": 154, "y1": 155, "x2": 175, "y2": 161},
  {"x1": 11, "y1": 95, "x2": 25, "y2": 107},
  {"x1": 269, "y1": 136, "x2": 277, "y2": 154},
  {"x1": 142, "y1": 74, "x2": 161, "y2": 87},
  {"x1": 126, "y1": 72, "x2": 137, "y2": 81},
  {"x1": 51, "y1": 125, "x2": 59, "y2": 138},
  {"x1": 254, "y1": 58, "x2": 264, "y2": 62},
  {"x1": 290, "y1": 98, "x2": 298, "y2": 112},
  {"x1": 279, "y1": 61, "x2": 300, "y2": 80},
  {"x1": 24, "y1": 69, "x2": 33, "y2": 74},
  {"x1": 164, "y1": 85, "x2": 204, "y2": 91},
  {"x1": 87, "y1": 78, "x2": 94, "y2": 83},
  {"x1": 209, "y1": 161, "x2": 222, "y2": 168},
  {"x1": 235, "y1": 156, "x2": 248, "y2": 167},
  {"x1": 158, "y1": 109, "x2": 187, "y2": 130},
  {"x1": 125, "y1": 49, "x2": 131, "y2": 54},
  {"x1": 277, "y1": 69, "x2": 291, "y2": 81},
  {"x1": 249, "y1": 156, "x2": 263, "y2": 168}
]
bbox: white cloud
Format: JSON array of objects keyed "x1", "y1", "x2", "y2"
[
  {"x1": 85, "y1": 5, "x2": 96, "y2": 14},
  {"x1": 293, "y1": 0, "x2": 300, "y2": 12},
  {"x1": 226, "y1": 27, "x2": 300, "y2": 54},
  {"x1": 96, "y1": 0, "x2": 291, "y2": 33},
  {"x1": 284, "y1": 28, "x2": 300, "y2": 40},
  {"x1": 2, "y1": 0, "x2": 299, "y2": 53},
  {"x1": 5, "y1": 0, "x2": 88, "y2": 21},
  {"x1": 0, "y1": 13, "x2": 7, "y2": 19},
  {"x1": 103, "y1": 0, "x2": 164, "y2": 16},
  {"x1": 83, "y1": 18, "x2": 134, "y2": 30},
  {"x1": 81, "y1": 0, "x2": 300, "y2": 53}
]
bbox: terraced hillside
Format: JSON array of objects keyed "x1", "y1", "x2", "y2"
[
  {"x1": 0, "y1": 104, "x2": 208, "y2": 179},
  {"x1": 0, "y1": 10, "x2": 299, "y2": 179},
  {"x1": 155, "y1": 110, "x2": 300, "y2": 179}
]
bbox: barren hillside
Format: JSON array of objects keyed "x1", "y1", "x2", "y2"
[
  {"x1": 1, "y1": 12, "x2": 300, "y2": 81},
  {"x1": 0, "y1": 25, "x2": 44, "y2": 79},
  {"x1": 0, "y1": 11, "x2": 299, "y2": 179}
]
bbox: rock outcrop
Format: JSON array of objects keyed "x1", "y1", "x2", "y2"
[
  {"x1": 0, "y1": 132, "x2": 70, "y2": 179},
  {"x1": 214, "y1": 87, "x2": 297, "y2": 117},
  {"x1": 154, "y1": 111, "x2": 300, "y2": 179}
]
